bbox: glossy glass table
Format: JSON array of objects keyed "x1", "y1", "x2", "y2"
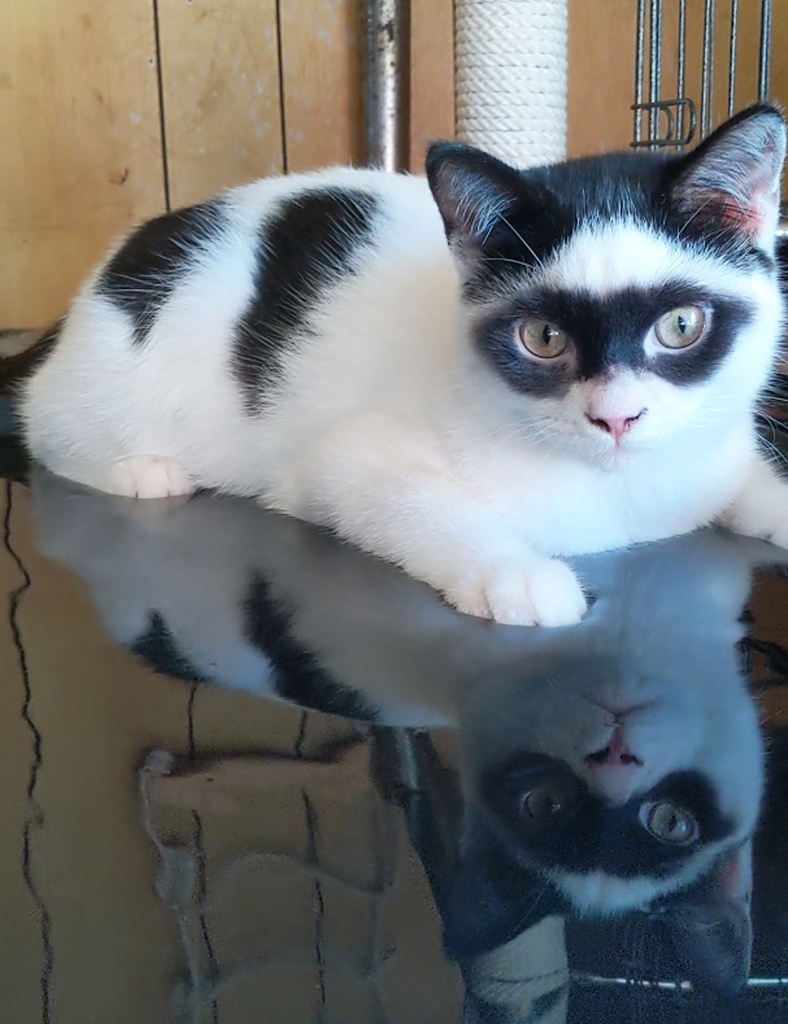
[{"x1": 1, "y1": 420, "x2": 787, "y2": 1024}]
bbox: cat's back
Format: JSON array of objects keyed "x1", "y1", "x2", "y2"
[{"x1": 21, "y1": 166, "x2": 450, "y2": 491}]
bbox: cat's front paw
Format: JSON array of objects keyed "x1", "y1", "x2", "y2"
[{"x1": 441, "y1": 554, "x2": 587, "y2": 627}]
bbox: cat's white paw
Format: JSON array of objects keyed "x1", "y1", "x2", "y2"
[
  {"x1": 107, "y1": 456, "x2": 195, "y2": 499},
  {"x1": 441, "y1": 554, "x2": 587, "y2": 627}
]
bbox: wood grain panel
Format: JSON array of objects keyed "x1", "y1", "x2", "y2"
[
  {"x1": 567, "y1": 0, "x2": 637, "y2": 157},
  {"x1": 279, "y1": 0, "x2": 364, "y2": 171},
  {"x1": 0, "y1": 0, "x2": 164, "y2": 328},
  {"x1": 157, "y1": 0, "x2": 284, "y2": 209},
  {"x1": 410, "y1": 0, "x2": 455, "y2": 171}
]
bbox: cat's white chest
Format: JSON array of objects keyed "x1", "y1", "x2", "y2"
[{"x1": 453, "y1": 432, "x2": 750, "y2": 557}]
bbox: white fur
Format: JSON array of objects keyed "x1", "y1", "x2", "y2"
[{"x1": 20, "y1": 164, "x2": 788, "y2": 626}]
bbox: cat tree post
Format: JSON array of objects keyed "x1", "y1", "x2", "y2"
[{"x1": 454, "y1": 0, "x2": 568, "y2": 167}]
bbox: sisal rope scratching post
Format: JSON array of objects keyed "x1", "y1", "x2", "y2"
[{"x1": 455, "y1": 0, "x2": 568, "y2": 168}]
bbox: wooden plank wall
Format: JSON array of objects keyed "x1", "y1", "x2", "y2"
[
  {"x1": 0, "y1": 0, "x2": 454, "y2": 329},
  {"x1": 1, "y1": 0, "x2": 786, "y2": 328}
]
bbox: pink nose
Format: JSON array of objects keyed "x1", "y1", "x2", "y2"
[
  {"x1": 586, "y1": 410, "x2": 646, "y2": 442},
  {"x1": 584, "y1": 729, "x2": 643, "y2": 803}
]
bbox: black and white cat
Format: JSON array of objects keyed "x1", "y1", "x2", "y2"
[
  {"x1": 15, "y1": 105, "x2": 788, "y2": 626},
  {"x1": 30, "y1": 469, "x2": 773, "y2": 991}
]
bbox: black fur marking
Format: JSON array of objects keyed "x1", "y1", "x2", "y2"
[
  {"x1": 438, "y1": 132, "x2": 775, "y2": 308},
  {"x1": 242, "y1": 573, "x2": 379, "y2": 721},
  {"x1": 482, "y1": 754, "x2": 735, "y2": 880},
  {"x1": 473, "y1": 285, "x2": 752, "y2": 398},
  {"x1": 128, "y1": 610, "x2": 207, "y2": 683},
  {"x1": 232, "y1": 187, "x2": 379, "y2": 413},
  {"x1": 98, "y1": 200, "x2": 226, "y2": 346},
  {"x1": 0, "y1": 320, "x2": 62, "y2": 397}
]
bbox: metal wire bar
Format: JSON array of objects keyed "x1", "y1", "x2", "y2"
[
  {"x1": 633, "y1": 0, "x2": 648, "y2": 144},
  {"x1": 700, "y1": 0, "x2": 716, "y2": 137},
  {"x1": 676, "y1": 0, "x2": 687, "y2": 138},
  {"x1": 758, "y1": 0, "x2": 773, "y2": 101},
  {"x1": 728, "y1": 0, "x2": 739, "y2": 117},
  {"x1": 648, "y1": 0, "x2": 663, "y2": 146}
]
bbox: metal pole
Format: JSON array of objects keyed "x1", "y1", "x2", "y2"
[{"x1": 364, "y1": 0, "x2": 411, "y2": 171}]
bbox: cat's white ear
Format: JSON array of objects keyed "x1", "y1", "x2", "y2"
[
  {"x1": 426, "y1": 142, "x2": 523, "y2": 256},
  {"x1": 671, "y1": 104, "x2": 786, "y2": 250}
]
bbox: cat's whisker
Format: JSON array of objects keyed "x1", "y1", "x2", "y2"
[{"x1": 497, "y1": 213, "x2": 546, "y2": 272}]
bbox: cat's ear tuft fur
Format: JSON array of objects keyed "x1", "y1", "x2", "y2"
[
  {"x1": 671, "y1": 104, "x2": 786, "y2": 250},
  {"x1": 425, "y1": 141, "x2": 524, "y2": 255}
]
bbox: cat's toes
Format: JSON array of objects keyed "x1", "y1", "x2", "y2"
[
  {"x1": 444, "y1": 556, "x2": 587, "y2": 627},
  {"x1": 108, "y1": 456, "x2": 195, "y2": 499}
]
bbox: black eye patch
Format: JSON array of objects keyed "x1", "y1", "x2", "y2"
[
  {"x1": 471, "y1": 284, "x2": 754, "y2": 397},
  {"x1": 482, "y1": 757, "x2": 736, "y2": 881}
]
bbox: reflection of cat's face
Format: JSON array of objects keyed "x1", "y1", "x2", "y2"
[{"x1": 463, "y1": 647, "x2": 763, "y2": 915}]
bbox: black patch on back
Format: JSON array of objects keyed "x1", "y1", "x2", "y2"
[
  {"x1": 473, "y1": 284, "x2": 753, "y2": 399},
  {"x1": 242, "y1": 573, "x2": 378, "y2": 721},
  {"x1": 232, "y1": 187, "x2": 379, "y2": 413},
  {"x1": 482, "y1": 753, "x2": 735, "y2": 880},
  {"x1": 97, "y1": 200, "x2": 226, "y2": 346},
  {"x1": 128, "y1": 609, "x2": 207, "y2": 683}
]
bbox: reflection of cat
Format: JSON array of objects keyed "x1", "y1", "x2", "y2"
[{"x1": 31, "y1": 470, "x2": 776, "y2": 992}]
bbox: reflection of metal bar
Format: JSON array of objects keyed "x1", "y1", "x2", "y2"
[
  {"x1": 648, "y1": 0, "x2": 662, "y2": 146},
  {"x1": 574, "y1": 972, "x2": 788, "y2": 990},
  {"x1": 758, "y1": 0, "x2": 773, "y2": 101},
  {"x1": 364, "y1": 0, "x2": 411, "y2": 171},
  {"x1": 633, "y1": 0, "x2": 647, "y2": 145},
  {"x1": 728, "y1": 0, "x2": 739, "y2": 117},
  {"x1": 700, "y1": 0, "x2": 716, "y2": 137},
  {"x1": 677, "y1": 0, "x2": 687, "y2": 138}
]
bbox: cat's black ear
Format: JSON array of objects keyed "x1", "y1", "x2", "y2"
[
  {"x1": 439, "y1": 831, "x2": 566, "y2": 959},
  {"x1": 671, "y1": 104, "x2": 786, "y2": 249},
  {"x1": 426, "y1": 141, "x2": 524, "y2": 255},
  {"x1": 657, "y1": 841, "x2": 753, "y2": 994}
]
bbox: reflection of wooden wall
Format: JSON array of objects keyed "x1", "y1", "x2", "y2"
[{"x1": 1, "y1": 0, "x2": 786, "y2": 327}]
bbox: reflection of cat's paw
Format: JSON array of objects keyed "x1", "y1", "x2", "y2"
[{"x1": 441, "y1": 554, "x2": 587, "y2": 627}]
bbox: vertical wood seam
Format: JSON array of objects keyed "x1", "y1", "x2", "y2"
[{"x1": 152, "y1": 0, "x2": 172, "y2": 211}]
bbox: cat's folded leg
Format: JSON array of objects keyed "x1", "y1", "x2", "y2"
[
  {"x1": 273, "y1": 415, "x2": 587, "y2": 627},
  {"x1": 719, "y1": 455, "x2": 788, "y2": 549}
]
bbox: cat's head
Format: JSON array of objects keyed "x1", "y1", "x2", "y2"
[
  {"x1": 452, "y1": 633, "x2": 764, "y2": 990},
  {"x1": 427, "y1": 105, "x2": 786, "y2": 463}
]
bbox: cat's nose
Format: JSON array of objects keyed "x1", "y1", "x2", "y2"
[
  {"x1": 584, "y1": 729, "x2": 643, "y2": 803},
  {"x1": 586, "y1": 409, "x2": 646, "y2": 442}
]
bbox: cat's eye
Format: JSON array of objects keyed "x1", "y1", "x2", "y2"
[
  {"x1": 519, "y1": 778, "x2": 577, "y2": 821},
  {"x1": 654, "y1": 306, "x2": 707, "y2": 349},
  {"x1": 518, "y1": 320, "x2": 570, "y2": 359},
  {"x1": 640, "y1": 801, "x2": 699, "y2": 846}
]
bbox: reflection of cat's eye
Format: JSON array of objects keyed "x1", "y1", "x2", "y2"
[
  {"x1": 654, "y1": 306, "x2": 707, "y2": 349},
  {"x1": 640, "y1": 801, "x2": 699, "y2": 845},
  {"x1": 519, "y1": 778, "x2": 576, "y2": 821},
  {"x1": 518, "y1": 320, "x2": 570, "y2": 359}
]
